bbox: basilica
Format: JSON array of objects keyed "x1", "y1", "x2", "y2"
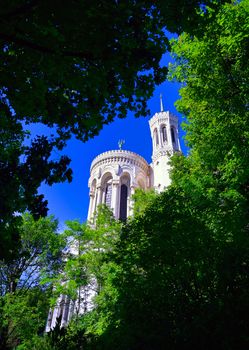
[
  {"x1": 46, "y1": 99, "x2": 181, "y2": 331},
  {"x1": 87, "y1": 99, "x2": 181, "y2": 222}
]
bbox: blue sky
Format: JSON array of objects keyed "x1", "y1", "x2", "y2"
[{"x1": 37, "y1": 55, "x2": 188, "y2": 228}]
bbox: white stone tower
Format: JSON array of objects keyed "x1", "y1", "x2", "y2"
[
  {"x1": 149, "y1": 95, "x2": 181, "y2": 192},
  {"x1": 87, "y1": 150, "x2": 150, "y2": 221}
]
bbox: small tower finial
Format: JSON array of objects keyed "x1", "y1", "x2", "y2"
[
  {"x1": 118, "y1": 139, "x2": 125, "y2": 150},
  {"x1": 160, "y1": 93, "x2": 164, "y2": 112}
]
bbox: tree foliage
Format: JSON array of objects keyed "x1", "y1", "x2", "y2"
[
  {"x1": 0, "y1": 214, "x2": 66, "y2": 349},
  {"x1": 0, "y1": 288, "x2": 51, "y2": 350},
  {"x1": 38, "y1": 205, "x2": 121, "y2": 350},
  {"x1": 92, "y1": 188, "x2": 249, "y2": 349},
  {"x1": 168, "y1": 0, "x2": 249, "y2": 240},
  {"x1": 50, "y1": 205, "x2": 120, "y2": 302},
  {"x1": 0, "y1": 111, "x2": 72, "y2": 260},
  {"x1": 69, "y1": 2, "x2": 249, "y2": 349},
  {"x1": 0, "y1": 0, "x2": 226, "y2": 256},
  {"x1": 3, "y1": 1, "x2": 249, "y2": 349},
  {"x1": 131, "y1": 188, "x2": 158, "y2": 216},
  {"x1": 0, "y1": 0, "x2": 223, "y2": 133}
]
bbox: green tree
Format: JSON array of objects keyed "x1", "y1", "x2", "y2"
[
  {"x1": 43, "y1": 205, "x2": 121, "y2": 350},
  {"x1": 0, "y1": 214, "x2": 66, "y2": 295},
  {"x1": 0, "y1": 0, "x2": 223, "y2": 135},
  {"x1": 132, "y1": 188, "x2": 158, "y2": 216},
  {"x1": 169, "y1": 0, "x2": 249, "y2": 193},
  {"x1": 51, "y1": 205, "x2": 120, "y2": 307},
  {"x1": 0, "y1": 214, "x2": 66, "y2": 349},
  {"x1": 0, "y1": 114, "x2": 72, "y2": 261},
  {"x1": 1, "y1": 288, "x2": 51, "y2": 350},
  {"x1": 168, "y1": 0, "x2": 249, "y2": 255},
  {"x1": 0, "y1": 0, "x2": 226, "y2": 257},
  {"x1": 86, "y1": 189, "x2": 213, "y2": 349},
  {"x1": 75, "y1": 2, "x2": 249, "y2": 348}
]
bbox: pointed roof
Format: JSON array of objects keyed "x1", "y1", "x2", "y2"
[{"x1": 160, "y1": 93, "x2": 164, "y2": 112}]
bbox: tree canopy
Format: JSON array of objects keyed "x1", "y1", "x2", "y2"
[
  {"x1": 0, "y1": 0, "x2": 226, "y2": 258},
  {"x1": 41, "y1": 1, "x2": 249, "y2": 349},
  {"x1": 0, "y1": 0, "x2": 224, "y2": 133},
  {"x1": 0, "y1": 214, "x2": 66, "y2": 349},
  {"x1": 2, "y1": 1, "x2": 249, "y2": 349}
]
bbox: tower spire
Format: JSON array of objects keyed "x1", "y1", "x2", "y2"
[{"x1": 160, "y1": 93, "x2": 164, "y2": 112}]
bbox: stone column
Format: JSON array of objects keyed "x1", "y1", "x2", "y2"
[
  {"x1": 87, "y1": 190, "x2": 95, "y2": 221},
  {"x1": 176, "y1": 126, "x2": 181, "y2": 151},
  {"x1": 96, "y1": 186, "x2": 102, "y2": 207},
  {"x1": 92, "y1": 187, "x2": 99, "y2": 216},
  {"x1": 61, "y1": 295, "x2": 70, "y2": 327},
  {"x1": 111, "y1": 180, "x2": 119, "y2": 219},
  {"x1": 68, "y1": 299, "x2": 75, "y2": 324},
  {"x1": 50, "y1": 294, "x2": 63, "y2": 329},
  {"x1": 45, "y1": 308, "x2": 53, "y2": 332},
  {"x1": 129, "y1": 185, "x2": 135, "y2": 217}
]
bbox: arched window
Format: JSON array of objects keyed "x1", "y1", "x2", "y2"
[
  {"x1": 104, "y1": 178, "x2": 112, "y2": 208},
  {"x1": 119, "y1": 184, "x2": 128, "y2": 221},
  {"x1": 101, "y1": 173, "x2": 113, "y2": 209},
  {"x1": 162, "y1": 126, "x2": 167, "y2": 143},
  {"x1": 154, "y1": 128, "x2": 159, "y2": 146},
  {"x1": 171, "y1": 127, "x2": 175, "y2": 143}
]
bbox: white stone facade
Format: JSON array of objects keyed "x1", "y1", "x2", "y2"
[
  {"x1": 87, "y1": 107, "x2": 181, "y2": 221},
  {"x1": 87, "y1": 150, "x2": 151, "y2": 221},
  {"x1": 46, "y1": 104, "x2": 181, "y2": 331},
  {"x1": 149, "y1": 110, "x2": 181, "y2": 191},
  {"x1": 45, "y1": 284, "x2": 96, "y2": 332}
]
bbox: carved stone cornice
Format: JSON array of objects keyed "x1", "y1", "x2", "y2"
[
  {"x1": 149, "y1": 111, "x2": 178, "y2": 130},
  {"x1": 90, "y1": 150, "x2": 149, "y2": 174},
  {"x1": 112, "y1": 180, "x2": 119, "y2": 186},
  {"x1": 152, "y1": 149, "x2": 174, "y2": 162}
]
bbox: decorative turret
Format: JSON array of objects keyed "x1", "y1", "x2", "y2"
[{"x1": 149, "y1": 95, "x2": 181, "y2": 191}]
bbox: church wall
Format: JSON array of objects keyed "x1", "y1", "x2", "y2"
[{"x1": 46, "y1": 104, "x2": 181, "y2": 332}]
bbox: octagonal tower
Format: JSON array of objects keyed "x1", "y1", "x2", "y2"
[{"x1": 149, "y1": 96, "x2": 181, "y2": 191}]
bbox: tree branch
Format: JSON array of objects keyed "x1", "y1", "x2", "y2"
[
  {"x1": 0, "y1": 32, "x2": 54, "y2": 54},
  {"x1": 16, "y1": 264, "x2": 40, "y2": 295},
  {"x1": 0, "y1": 0, "x2": 40, "y2": 20},
  {"x1": 0, "y1": 31, "x2": 94, "y2": 60}
]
